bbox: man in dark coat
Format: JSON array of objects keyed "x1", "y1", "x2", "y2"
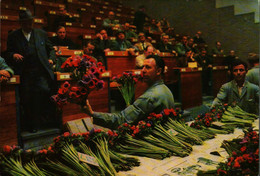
[{"x1": 6, "y1": 10, "x2": 57, "y2": 133}]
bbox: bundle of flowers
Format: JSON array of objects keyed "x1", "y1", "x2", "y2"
[
  {"x1": 197, "y1": 128, "x2": 259, "y2": 176},
  {"x1": 51, "y1": 54, "x2": 106, "y2": 109},
  {"x1": 112, "y1": 71, "x2": 142, "y2": 107}
]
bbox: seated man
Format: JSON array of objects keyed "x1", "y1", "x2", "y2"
[
  {"x1": 123, "y1": 22, "x2": 138, "y2": 41},
  {"x1": 83, "y1": 41, "x2": 98, "y2": 63},
  {"x1": 156, "y1": 34, "x2": 177, "y2": 55},
  {"x1": 0, "y1": 56, "x2": 14, "y2": 82},
  {"x1": 134, "y1": 32, "x2": 153, "y2": 54},
  {"x1": 111, "y1": 31, "x2": 136, "y2": 55},
  {"x1": 135, "y1": 45, "x2": 156, "y2": 69},
  {"x1": 102, "y1": 11, "x2": 120, "y2": 36},
  {"x1": 83, "y1": 55, "x2": 175, "y2": 129},
  {"x1": 49, "y1": 26, "x2": 77, "y2": 50},
  {"x1": 211, "y1": 41, "x2": 224, "y2": 57},
  {"x1": 212, "y1": 59, "x2": 259, "y2": 114}
]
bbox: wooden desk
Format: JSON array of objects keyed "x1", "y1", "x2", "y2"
[
  {"x1": 105, "y1": 51, "x2": 136, "y2": 77},
  {"x1": 56, "y1": 72, "x2": 111, "y2": 124},
  {"x1": 174, "y1": 67, "x2": 202, "y2": 109},
  {"x1": 213, "y1": 56, "x2": 226, "y2": 66},
  {"x1": 0, "y1": 76, "x2": 20, "y2": 148},
  {"x1": 211, "y1": 66, "x2": 229, "y2": 97}
]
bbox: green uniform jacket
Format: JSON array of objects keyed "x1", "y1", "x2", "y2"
[
  {"x1": 212, "y1": 80, "x2": 259, "y2": 114},
  {"x1": 93, "y1": 80, "x2": 175, "y2": 129},
  {"x1": 0, "y1": 56, "x2": 14, "y2": 76}
]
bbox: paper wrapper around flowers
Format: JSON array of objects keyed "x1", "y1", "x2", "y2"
[{"x1": 51, "y1": 54, "x2": 106, "y2": 110}]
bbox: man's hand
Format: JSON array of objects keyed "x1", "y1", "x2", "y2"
[
  {"x1": 83, "y1": 99, "x2": 94, "y2": 116},
  {"x1": 13, "y1": 53, "x2": 24, "y2": 62},
  {"x1": 0, "y1": 70, "x2": 11, "y2": 78},
  {"x1": 127, "y1": 48, "x2": 136, "y2": 56},
  {"x1": 48, "y1": 59, "x2": 54, "y2": 65},
  {"x1": 104, "y1": 48, "x2": 111, "y2": 52},
  {"x1": 96, "y1": 33, "x2": 103, "y2": 40}
]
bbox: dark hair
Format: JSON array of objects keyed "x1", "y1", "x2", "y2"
[
  {"x1": 56, "y1": 26, "x2": 65, "y2": 32},
  {"x1": 146, "y1": 55, "x2": 165, "y2": 75},
  {"x1": 230, "y1": 59, "x2": 248, "y2": 72}
]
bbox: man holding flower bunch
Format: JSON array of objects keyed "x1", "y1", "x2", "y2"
[
  {"x1": 83, "y1": 55, "x2": 175, "y2": 129},
  {"x1": 212, "y1": 59, "x2": 259, "y2": 114}
]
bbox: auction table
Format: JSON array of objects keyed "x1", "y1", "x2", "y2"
[{"x1": 118, "y1": 119, "x2": 259, "y2": 176}]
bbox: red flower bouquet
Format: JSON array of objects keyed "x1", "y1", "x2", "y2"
[{"x1": 51, "y1": 55, "x2": 106, "y2": 109}]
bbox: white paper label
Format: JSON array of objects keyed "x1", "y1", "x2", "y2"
[
  {"x1": 78, "y1": 152, "x2": 99, "y2": 166},
  {"x1": 60, "y1": 74, "x2": 70, "y2": 79},
  {"x1": 9, "y1": 77, "x2": 16, "y2": 83},
  {"x1": 107, "y1": 52, "x2": 114, "y2": 56},
  {"x1": 168, "y1": 129, "x2": 178, "y2": 136},
  {"x1": 74, "y1": 51, "x2": 82, "y2": 55}
]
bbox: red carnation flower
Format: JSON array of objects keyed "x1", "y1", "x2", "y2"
[
  {"x1": 3, "y1": 145, "x2": 12, "y2": 153},
  {"x1": 63, "y1": 132, "x2": 70, "y2": 137},
  {"x1": 240, "y1": 146, "x2": 247, "y2": 153}
]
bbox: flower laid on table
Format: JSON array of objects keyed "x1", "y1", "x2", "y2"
[
  {"x1": 51, "y1": 55, "x2": 106, "y2": 109},
  {"x1": 112, "y1": 71, "x2": 142, "y2": 107}
]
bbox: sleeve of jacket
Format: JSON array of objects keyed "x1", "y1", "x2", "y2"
[
  {"x1": 212, "y1": 84, "x2": 228, "y2": 107},
  {"x1": 92, "y1": 93, "x2": 157, "y2": 129},
  {"x1": 0, "y1": 57, "x2": 14, "y2": 76}
]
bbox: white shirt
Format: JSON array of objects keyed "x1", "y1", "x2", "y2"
[
  {"x1": 236, "y1": 82, "x2": 245, "y2": 96},
  {"x1": 22, "y1": 30, "x2": 32, "y2": 41}
]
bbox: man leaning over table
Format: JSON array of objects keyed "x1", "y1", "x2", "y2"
[
  {"x1": 83, "y1": 55, "x2": 175, "y2": 129},
  {"x1": 212, "y1": 59, "x2": 259, "y2": 114},
  {"x1": 0, "y1": 56, "x2": 14, "y2": 83}
]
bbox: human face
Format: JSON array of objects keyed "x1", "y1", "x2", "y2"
[
  {"x1": 162, "y1": 36, "x2": 169, "y2": 44},
  {"x1": 84, "y1": 43, "x2": 95, "y2": 55},
  {"x1": 20, "y1": 19, "x2": 33, "y2": 33},
  {"x1": 182, "y1": 36, "x2": 188, "y2": 44},
  {"x1": 57, "y1": 27, "x2": 66, "y2": 40},
  {"x1": 232, "y1": 64, "x2": 247, "y2": 83},
  {"x1": 144, "y1": 46, "x2": 154, "y2": 56},
  {"x1": 108, "y1": 11, "x2": 115, "y2": 20},
  {"x1": 142, "y1": 58, "x2": 161, "y2": 85},
  {"x1": 100, "y1": 30, "x2": 108, "y2": 39},
  {"x1": 139, "y1": 33, "x2": 145, "y2": 42},
  {"x1": 188, "y1": 38, "x2": 194, "y2": 46}
]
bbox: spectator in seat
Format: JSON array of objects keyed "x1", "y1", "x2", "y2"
[
  {"x1": 148, "y1": 19, "x2": 163, "y2": 35},
  {"x1": 193, "y1": 30, "x2": 206, "y2": 44},
  {"x1": 212, "y1": 59, "x2": 259, "y2": 114},
  {"x1": 111, "y1": 31, "x2": 136, "y2": 55},
  {"x1": 102, "y1": 11, "x2": 120, "y2": 36},
  {"x1": 133, "y1": 5, "x2": 148, "y2": 33},
  {"x1": 134, "y1": 32, "x2": 153, "y2": 54},
  {"x1": 174, "y1": 35, "x2": 190, "y2": 57},
  {"x1": 0, "y1": 56, "x2": 14, "y2": 83},
  {"x1": 187, "y1": 38, "x2": 199, "y2": 54},
  {"x1": 123, "y1": 22, "x2": 138, "y2": 41},
  {"x1": 83, "y1": 41, "x2": 98, "y2": 63},
  {"x1": 49, "y1": 26, "x2": 77, "y2": 50},
  {"x1": 246, "y1": 54, "x2": 259, "y2": 86},
  {"x1": 224, "y1": 50, "x2": 238, "y2": 70},
  {"x1": 135, "y1": 45, "x2": 156, "y2": 69},
  {"x1": 6, "y1": 10, "x2": 56, "y2": 133},
  {"x1": 83, "y1": 55, "x2": 175, "y2": 129},
  {"x1": 156, "y1": 34, "x2": 177, "y2": 56},
  {"x1": 211, "y1": 41, "x2": 224, "y2": 57},
  {"x1": 195, "y1": 49, "x2": 213, "y2": 95},
  {"x1": 93, "y1": 29, "x2": 113, "y2": 68}
]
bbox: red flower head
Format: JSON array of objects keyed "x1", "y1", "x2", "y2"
[
  {"x1": 3, "y1": 145, "x2": 12, "y2": 153},
  {"x1": 217, "y1": 169, "x2": 227, "y2": 175},
  {"x1": 123, "y1": 123, "x2": 128, "y2": 127},
  {"x1": 146, "y1": 123, "x2": 151, "y2": 127},
  {"x1": 63, "y1": 132, "x2": 70, "y2": 137},
  {"x1": 233, "y1": 161, "x2": 241, "y2": 168},
  {"x1": 240, "y1": 146, "x2": 247, "y2": 153}
]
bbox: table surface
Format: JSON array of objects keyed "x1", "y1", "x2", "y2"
[{"x1": 118, "y1": 119, "x2": 259, "y2": 176}]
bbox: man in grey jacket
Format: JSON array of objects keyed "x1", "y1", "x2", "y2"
[
  {"x1": 83, "y1": 55, "x2": 175, "y2": 129},
  {"x1": 212, "y1": 59, "x2": 259, "y2": 114}
]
